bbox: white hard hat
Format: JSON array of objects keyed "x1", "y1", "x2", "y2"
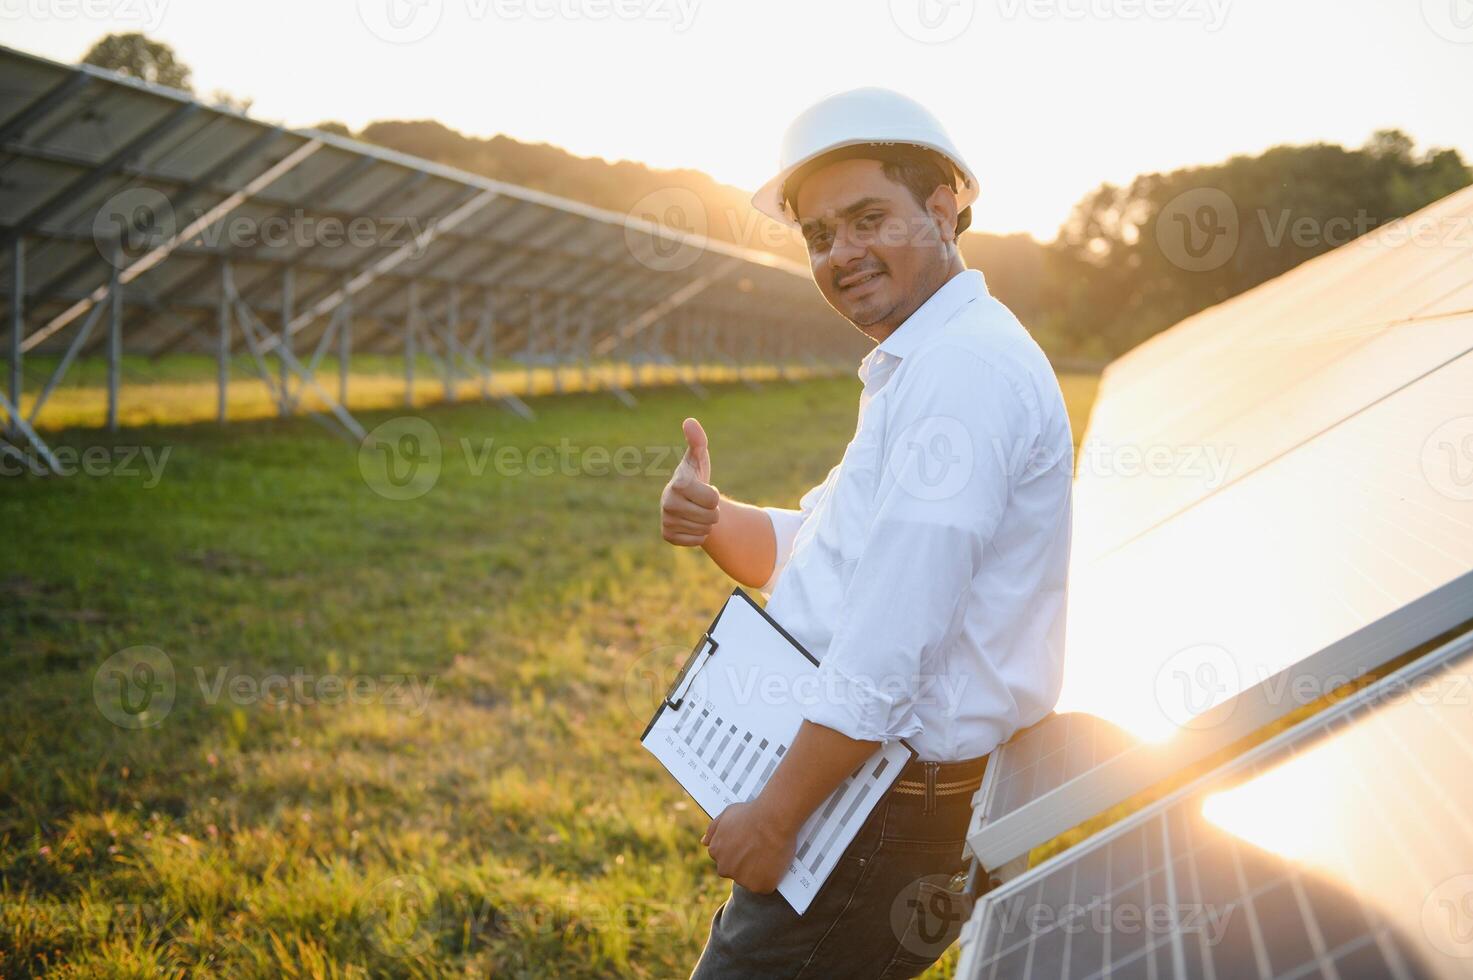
[{"x1": 752, "y1": 87, "x2": 979, "y2": 232}]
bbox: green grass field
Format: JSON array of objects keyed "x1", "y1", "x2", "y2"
[{"x1": 0, "y1": 370, "x2": 1098, "y2": 978}]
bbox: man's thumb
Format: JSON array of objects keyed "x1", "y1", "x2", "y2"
[{"x1": 682, "y1": 417, "x2": 711, "y2": 483}]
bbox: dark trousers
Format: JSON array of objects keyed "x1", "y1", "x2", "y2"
[{"x1": 689, "y1": 765, "x2": 979, "y2": 979}]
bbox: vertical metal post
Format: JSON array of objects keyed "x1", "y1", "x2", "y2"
[
  {"x1": 106, "y1": 257, "x2": 121, "y2": 431},
  {"x1": 278, "y1": 266, "x2": 293, "y2": 417},
  {"x1": 694, "y1": 312, "x2": 706, "y2": 385},
  {"x1": 9, "y1": 238, "x2": 23, "y2": 439},
  {"x1": 716, "y1": 308, "x2": 729, "y2": 381},
  {"x1": 710, "y1": 306, "x2": 720, "y2": 372},
  {"x1": 702, "y1": 312, "x2": 716, "y2": 384},
  {"x1": 480, "y1": 289, "x2": 494, "y2": 402},
  {"x1": 445, "y1": 284, "x2": 459, "y2": 404},
  {"x1": 633, "y1": 303, "x2": 645, "y2": 388},
  {"x1": 637, "y1": 302, "x2": 650, "y2": 388},
  {"x1": 646, "y1": 318, "x2": 663, "y2": 388},
  {"x1": 627, "y1": 297, "x2": 639, "y2": 389},
  {"x1": 640, "y1": 312, "x2": 652, "y2": 388},
  {"x1": 675, "y1": 312, "x2": 687, "y2": 383},
  {"x1": 732, "y1": 310, "x2": 750, "y2": 388},
  {"x1": 696, "y1": 312, "x2": 706, "y2": 383},
  {"x1": 737, "y1": 310, "x2": 758, "y2": 390},
  {"x1": 524, "y1": 291, "x2": 537, "y2": 397},
  {"x1": 688, "y1": 312, "x2": 699, "y2": 385},
  {"x1": 216, "y1": 260, "x2": 229, "y2": 424},
  {"x1": 580, "y1": 299, "x2": 593, "y2": 392},
  {"x1": 405, "y1": 279, "x2": 418, "y2": 408},
  {"x1": 339, "y1": 278, "x2": 352, "y2": 408},
  {"x1": 552, "y1": 294, "x2": 566, "y2": 395}
]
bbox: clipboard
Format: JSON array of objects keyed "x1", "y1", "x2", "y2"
[
  {"x1": 640, "y1": 588, "x2": 819, "y2": 741},
  {"x1": 639, "y1": 587, "x2": 917, "y2": 914}
]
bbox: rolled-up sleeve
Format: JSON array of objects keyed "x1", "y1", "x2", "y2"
[
  {"x1": 802, "y1": 348, "x2": 1040, "y2": 744},
  {"x1": 759, "y1": 463, "x2": 839, "y2": 596}
]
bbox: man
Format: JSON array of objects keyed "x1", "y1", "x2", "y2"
[{"x1": 660, "y1": 87, "x2": 1074, "y2": 978}]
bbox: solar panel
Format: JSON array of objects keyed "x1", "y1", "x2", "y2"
[
  {"x1": 1, "y1": 40, "x2": 867, "y2": 456},
  {"x1": 970, "y1": 352, "x2": 1473, "y2": 868},
  {"x1": 968, "y1": 184, "x2": 1473, "y2": 872},
  {"x1": 958, "y1": 623, "x2": 1473, "y2": 980},
  {"x1": 0, "y1": 41, "x2": 859, "y2": 362}
]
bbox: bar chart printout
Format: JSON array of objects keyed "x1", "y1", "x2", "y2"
[{"x1": 641, "y1": 591, "x2": 914, "y2": 914}]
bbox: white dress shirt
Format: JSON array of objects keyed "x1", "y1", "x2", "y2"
[{"x1": 760, "y1": 268, "x2": 1073, "y2": 762}]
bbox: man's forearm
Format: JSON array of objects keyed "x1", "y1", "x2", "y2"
[
  {"x1": 753, "y1": 721, "x2": 882, "y2": 835},
  {"x1": 701, "y1": 496, "x2": 778, "y2": 589}
]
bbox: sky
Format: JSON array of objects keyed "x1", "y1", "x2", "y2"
[{"x1": 5, "y1": 0, "x2": 1472, "y2": 240}]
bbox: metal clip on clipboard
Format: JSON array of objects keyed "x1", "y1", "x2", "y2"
[{"x1": 663, "y1": 630, "x2": 719, "y2": 711}]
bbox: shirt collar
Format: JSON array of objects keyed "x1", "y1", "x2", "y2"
[{"x1": 856, "y1": 268, "x2": 988, "y2": 386}]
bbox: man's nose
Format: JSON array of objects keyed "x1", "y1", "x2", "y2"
[{"x1": 829, "y1": 227, "x2": 867, "y2": 269}]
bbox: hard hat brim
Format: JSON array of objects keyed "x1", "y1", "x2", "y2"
[{"x1": 751, "y1": 139, "x2": 979, "y2": 229}]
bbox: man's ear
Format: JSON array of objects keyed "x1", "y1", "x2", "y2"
[{"x1": 924, "y1": 184, "x2": 960, "y2": 246}]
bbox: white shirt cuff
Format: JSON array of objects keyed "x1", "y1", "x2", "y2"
[
  {"x1": 800, "y1": 663, "x2": 924, "y2": 744},
  {"x1": 759, "y1": 506, "x2": 803, "y2": 596}
]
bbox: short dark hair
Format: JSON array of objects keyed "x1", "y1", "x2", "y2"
[{"x1": 782, "y1": 143, "x2": 972, "y2": 241}]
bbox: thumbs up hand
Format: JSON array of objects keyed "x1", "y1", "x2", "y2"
[{"x1": 661, "y1": 417, "x2": 720, "y2": 547}]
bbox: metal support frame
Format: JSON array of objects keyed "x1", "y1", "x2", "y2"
[
  {"x1": 0, "y1": 233, "x2": 120, "y2": 473},
  {"x1": 523, "y1": 290, "x2": 538, "y2": 396},
  {"x1": 578, "y1": 298, "x2": 594, "y2": 394},
  {"x1": 405, "y1": 279, "x2": 418, "y2": 408},
  {"x1": 278, "y1": 266, "x2": 293, "y2": 417},
  {"x1": 282, "y1": 302, "x2": 350, "y2": 416},
  {"x1": 679, "y1": 310, "x2": 708, "y2": 400},
  {"x1": 8, "y1": 238, "x2": 22, "y2": 439},
  {"x1": 552, "y1": 294, "x2": 567, "y2": 396},
  {"x1": 0, "y1": 237, "x2": 64, "y2": 471},
  {"x1": 438, "y1": 289, "x2": 532, "y2": 420},
  {"x1": 444, "y1": 285, "x2": 459, "y2": 405},
  {"x1": 591, "y1": 256, "x2": 743, "y2": 358},
  {"x1": 221, "y1": 262, "x2": 366, "y2": 441},
  {"x1": 607, "y1": 297, "x2": 639, "y2": 409},
  {"x1": 106, "y1": 256, "x2": 121, "y2": 431},
  {"x1": 338, "y1": 276, "x2": 351, "y2": 408},
  {"x1": 33, "y1": 125, "x2": 290, "y2": 322},
  {"x1": 216, "y1": 259, "x2": 229, "y2": 424},
  {"x1": 408, "y1": 286, "x2": 455, "y2": 406},
  {"x1": 477, "y1": 289, "x2": 495, "y2": 402},
  {"x1": 137, "y1": 168, "x2": 433, "y2": 361},
  {"x1": 23, "y1": 138, "x2": 325, "y2": 353}
]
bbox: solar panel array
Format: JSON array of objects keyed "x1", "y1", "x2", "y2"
[
  {"x1": 958, "y1": 625, "x2": 1473, "y2": 980},
  {"x1": 966, "y1": 183, "x2": 1473, "y2": 875},
  {"x1": 0, "y1": 42, "x2": 849, "y2": 357},
  {"x1": 0, "y1": 42, "x2": 863, "y2": 452}
]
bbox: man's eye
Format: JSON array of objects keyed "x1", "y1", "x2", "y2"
[
  {"x1": 856, "y1": 212, "x2": 882, "y2": 230},
  {"x1": 807, "y1": 231, "x2": 833, "y2": 250}
]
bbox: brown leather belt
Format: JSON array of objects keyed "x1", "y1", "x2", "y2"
[{"x1": 891, "y1": 754, "x2": 988, "y2": 813}]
